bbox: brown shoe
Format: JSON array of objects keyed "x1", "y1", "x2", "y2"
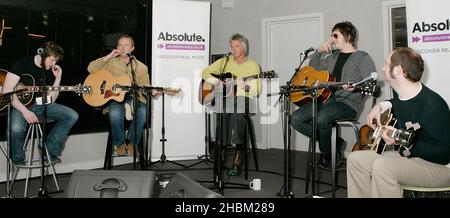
[
  {"x1": 126, "y1": 143, "x2": 140, "y2": 156},
  {"x1": 113, "y1": 144, "x2": 127, "y2": 156},
  {"x1": 232, "y1": 149, "x2": 243, "y2": 170}
]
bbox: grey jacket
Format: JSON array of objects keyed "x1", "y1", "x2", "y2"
[{"x1": 309, "y1": 50, "x2": 376, "y2": 112}]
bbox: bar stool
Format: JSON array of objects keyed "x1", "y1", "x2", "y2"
[
  {"x1": 402, "y1": 185, "x2": 450, "y2": 198},
  {"x1": 104, "y1": 121, "x2": 140, "y2": 170},
  {"x1": 224, "y1": 114, "x2": 259, "y2": 180},
  {"x1": 305, "y1": 118, "x2": 360, "y2": 198},
  {"x1": 10, "y1": 121, "x2": 60, "y2": 197}
]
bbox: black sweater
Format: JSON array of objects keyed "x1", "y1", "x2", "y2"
[{"x1": 391, "y1": 85, "x2": 450, "y2": 165}]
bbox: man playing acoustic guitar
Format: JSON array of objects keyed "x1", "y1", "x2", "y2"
[
  {"x1": 87, "y1": 34, "x2": 156, "y2": 157},
  {"x1": 2, "y1": 41, "x2": 79, "y2": 165},
  {"x1": 291, "y1": 21, "x2": 376, "y2": 168},
  {"x1": 201, "y1": 33, "x2": 260, "y2": 176},
  {"x1": 347, "y1": 47, "x2": 450, "y2": 198}
]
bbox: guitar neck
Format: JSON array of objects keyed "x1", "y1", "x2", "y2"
[{"x1": 24, "y1": 86, "x2": 79, "y2": 92}]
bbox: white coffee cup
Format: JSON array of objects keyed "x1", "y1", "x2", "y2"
[{"x1": 249, "y1": 178, "x2": 261, "y2": 191}]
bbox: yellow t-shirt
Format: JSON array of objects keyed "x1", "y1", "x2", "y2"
[{"x1": 201, "y1": 56, "x2": 260, "y2": 98}]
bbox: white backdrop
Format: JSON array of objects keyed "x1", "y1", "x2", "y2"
[
  {"x1": 151, "y1": 0, "x2": 211, "y2": 160},
  {"x1": 406, "y1": 0, "x2": 450, "y2": 107}
]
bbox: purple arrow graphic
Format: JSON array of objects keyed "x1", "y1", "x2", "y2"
[
  {"x1": 412, "y1": 36, "x2": 421, "y2": 43},
  {"x1": 157, "y1": 44, "x2": 165, "y2": 49}
]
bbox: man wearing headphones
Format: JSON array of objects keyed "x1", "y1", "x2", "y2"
[{"x1": 2, "y1": 41, "x2": 79, "y2": 165}]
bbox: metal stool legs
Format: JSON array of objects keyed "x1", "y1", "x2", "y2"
[{"x1": 9, "y1": 123, "x2": 60, "y2": 197}]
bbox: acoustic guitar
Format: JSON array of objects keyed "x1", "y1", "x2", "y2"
[
  {"x1": 352, "y1": 84, "x2": 381, "y2": 152},
  {"x1": 83, "y1": 69, "x2": 181, "y2": 107},
  {"x1": 0, "y1": 69, "x2": 91, "y2": 111},
  {"x1": 289, "y1": 66, "x2": 378, "y2": 107},
  {"x1": 198, "y1": 70, "x2": 275, "y2": 106},
  {"x1": 368, "y1": 108, "x2": 418, "y2": 155},
  {"x1": 290, "y1": 66, "x2": 334, "y2": 107}
]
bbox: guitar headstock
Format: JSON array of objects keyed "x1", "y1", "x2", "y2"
[
  {"x1": 163, "y1": 87, "x2": 182, "y2": 96},
  {"x1": 74, "y1": 84, "x2": 92, "y2": 95},
  {"x1": 260, "y1": 70, "x2": 276, "y2": 79},
  {"x1": 356, "y1": 81, "x2": 380, "y2": 96}
]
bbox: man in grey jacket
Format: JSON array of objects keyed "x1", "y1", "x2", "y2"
[{"x1": 291, "y1": 21, "x2": 376, "y2": 168}]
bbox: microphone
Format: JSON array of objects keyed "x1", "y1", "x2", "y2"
[
  {"x1": 224, "y1": 52, "x2": 232, "y2": 57},
  {"x1": 126, "y1": 52, "x2": 134, "y2": 59},
  {"x1": 37, "y1": 48, "x2": 45, "y2": 55},
  {"x1": 301, "y1": 47, "x2": 315, "y2": 56},
  {"x1": 354, "y1": 72, "x2": 378, "y2": 86}
]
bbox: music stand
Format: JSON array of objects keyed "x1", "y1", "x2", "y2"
[
  {"x1": 184, "y1": 108, "x2": 214, "y2": 168},
  {"x1": 185, "y1": 53, "x2": 225, "y2": 169},
  {"x1": 149, "y1": 91, "x2": 186, "y2": 168}
]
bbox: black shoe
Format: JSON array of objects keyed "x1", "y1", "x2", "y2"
[
  {"x1": 316, "y1": 153, "x2": 331, "y2": 168},
  {"x1": 44, "y1": 155, "x2": 62, "y2": 164}
]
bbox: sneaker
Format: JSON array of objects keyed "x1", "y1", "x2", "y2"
[
  {"x1": 316, "y1": 154, "x2": 331, "y2": 169},
  {"x1": 48, "y1": 157, "x2": 62, "y2": 164},
  {"x1": 113, "y1": 144, "x2": 127, "y2": 156},
  {"x1": 228, "y1": 169, "x2": 241, "y2": 176},
  {"x1": 44, "y1": 155, "x2": 62, "y2": 164}
]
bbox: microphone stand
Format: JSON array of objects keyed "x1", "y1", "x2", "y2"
[
  {"x1": 270, "y1": 53, "x2": 310, "y2": 198},
  {"x1": 128, "y1": 56, "x2": 146, "y2": 170},
  {"x1": 3, "y1": 101, "x2": 12, "y2": 197},
  {"x1": 37, "y1": 53, "x2": 50, "y2": 197},
  {"x1": 210, "y1": 54, "x2": 249, "y2": 195},
  {"x1": 269, "y1": 84, "x2": 324, "y2": 198}
]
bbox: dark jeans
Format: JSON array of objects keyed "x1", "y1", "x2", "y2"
[
  {"x1": 10, "y1": 103, "x2": 79, "y2": 162},
  {"x1": 216, "y1": 113, "x2": 248, "y2": 146},
  {"x1": 107, "y1": 96, "x2": 147, "y2": 147},
  {"x1": 291, "y1": 99, "x2": 356, "y2": 154}
]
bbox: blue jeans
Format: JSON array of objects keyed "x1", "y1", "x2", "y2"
[
  {"x1": 107, "y1": 96, "x2": 147, "y2": 147},
  {"x1": 291, "y1": 98, "x2": 356, "y2": 154},
  {"x1": 10, "y1": 103, "x2": 79, "y2": 162}
]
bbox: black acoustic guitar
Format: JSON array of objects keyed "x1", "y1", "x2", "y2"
[{"x1": 0, "y1": 69, "x2": 91, "y2": 111}]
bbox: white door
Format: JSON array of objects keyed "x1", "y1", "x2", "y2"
[{"x1": 261, "y1": 13, "x2": 323, "y2": 151}]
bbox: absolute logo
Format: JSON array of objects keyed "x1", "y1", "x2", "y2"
[
  {"x1": 412, "y1": 19, "x2": 450, "y2": 33},
  {"x1": 411, "y1": 19, "x2": 450, "y2": 44},
  {"x1": 157, "y1": 32, "x2": 206, "y2": 51}
]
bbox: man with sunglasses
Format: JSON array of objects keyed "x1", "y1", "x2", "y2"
[{"x1": 291, "y1": 21, "x2": 376, "y2": 168}]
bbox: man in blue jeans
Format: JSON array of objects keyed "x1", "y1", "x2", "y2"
[
  {"x1": 2, "y1": 41, "x2": 79, "y2": 165},
  {"x1": 87, "y1": 34, "x2": 155, "y2": 156},
  {"x1": 291, "y1": 21, "x2": 376, "y2": 168}
]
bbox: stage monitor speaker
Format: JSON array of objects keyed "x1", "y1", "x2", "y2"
[
  {"x1": 159, "y1": 172, "x2": 224, "y2": 198},
  {"x1": 66, "y1": 170, "x2": 157, "y2": 198}
]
